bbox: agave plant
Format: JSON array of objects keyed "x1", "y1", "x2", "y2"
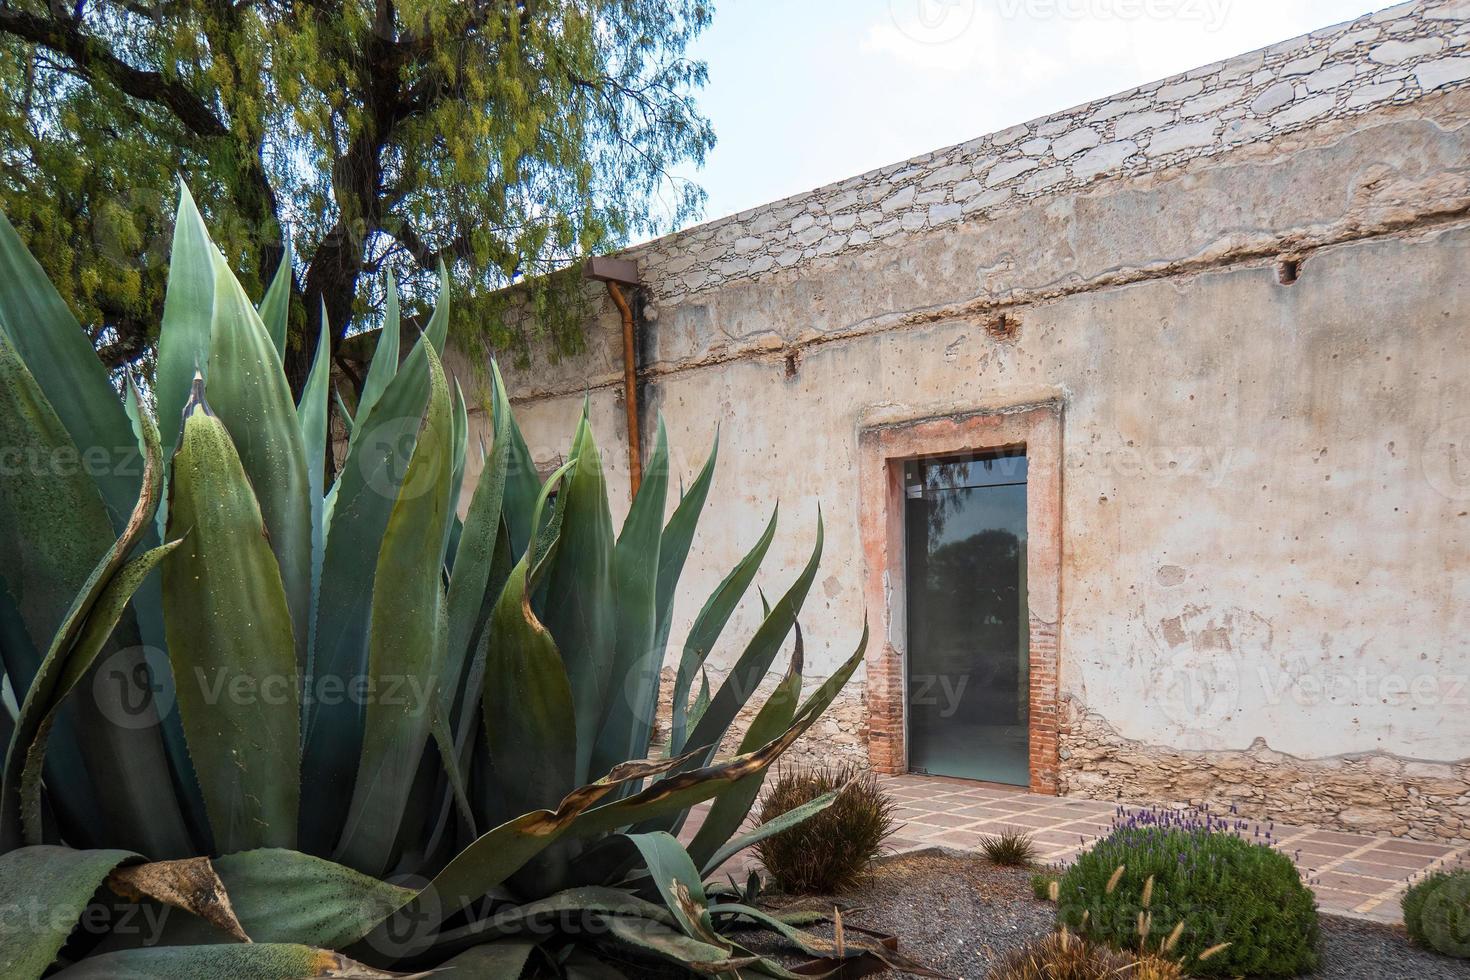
[{"x1": 0, "y1": 186, "x2": 929, "y2": 979}]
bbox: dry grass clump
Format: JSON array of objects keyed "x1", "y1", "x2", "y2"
[
  {"x1": 753, "y1": 765, "x2": 897, "y2": 894},
  {"x1": 987, "y1": 929, "x2": 1184, "y2": 979},
  {"x1": 981, "y1": 826, "x2": 1039, "y2": 866}
]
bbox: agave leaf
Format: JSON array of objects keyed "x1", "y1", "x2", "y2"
[
  {"x1": 303, "y1": 331, "x2": 438, "y2": 852},
  {"x1": 0, "y1": 337, "x2": 124, "y2": 686},
  {"x1": 0, "y1": 349, "x2": 187, "y2": 855},
  {"x1": 106, "y1": 856, "x2": 249, "y2": 943},
  {"x1": 432, "y1": 885, "x2": 673, "y2": 950},
  {"x1": 352, "y1": 270, "x2": 401, "y2": 435},
  {"x1": 687, "y1": 669, "x2": 711, "y2": 734},
  {"x1": 449, "y1": 518, "x2": 512, "y2": 753},
  {"x1": 625, "y1": 832, "x2": 716, "y2": 943},
  {"x1": 670, "y1": 505, "x2": 778, "y2": 752},
  {"x1": 0, "y1": 845, "x2": 138, "y2": 979},
  {"x1": 432, "y1": 941, "x2": 537, "y2": 977},
  {"x1": 298, "y1": 318, "x2": 333, "y2": 664},
  {"x1": 538, "y1": 412, "x2": 615, "y2": 784},
  {"x1": 423, "y1": 261, "x2": 451, "y2": 353},
  {"x1": 49, "y1": 944, "x2": 421, "y2": 979},
  {"x1": 335, "y1": 342, "x2": 456, "y2": 875},
  {"x1": 162, "y1": 377, "x2": 300, "y2": 852},
  {"x1": 206, "y1": 245, "x2": 314, "y2": 662},
  {"x1": 209, "y1": 848, "x2": 416, "y2": 949},
  {"x1": 685, "y1": 625, "x2": 805, "y2": 870},
  {"x1": 698, "y1": 789, "x2": 841, "y2": 880},
  {"x1": 334, "y1": 387, "x2": 357, "y2": 439},
  {"x1": 500, "y1": 398, "x2": 548, "y2": 559},
  {"x1": 258, "y1": 235, "x2": 294, "y2": 362},
  {"x1": 412, "y1": 750, "x2": 694, "y2": 919},
  {"x1": 600, "y1": 917, "x2": 747, "y2": 974},
  {"x1": 0, "y1": 210, "x2": 141, "y2": 532},
  {"x1": 428, "y1": 703, "x2": 475, "y2": 838},
  {"x1": 680, "y1": 512, "x2": 823, "y2": 770},
  {"x1": 443, "y1": 363, "x2": 513, "y2": 714},
  {"x1": 15, "y1": 541, "x2": 182, "y2": 848},
  {"x1": 575, "y1": 624, "x2": 865, "y2": 843},
  {"x1": 709, "y1": 902, "x2": 947, "y2": 978},
  {"x1": 590, "y1": 420, "x2": 670, "y2": 780},
  {"x1": 0, "y1": 377, "x2": 167, "y2": 845},
  {"x1": 446, "y1": 380, "x2": 469, "y2": 561},
  {"x1": 653, "y1": 431, "x2": 718, "y2": 672},
  {"x1": 155, "y1": 183, "x2": 217, "y2": 465},
  {"x1": 480, "y1": 500, "x2": 577, "y2": 822}
]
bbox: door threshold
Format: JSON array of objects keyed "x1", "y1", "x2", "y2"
[{"x1": 901, "y1": 771, "x2": 1029, "y2": 794}]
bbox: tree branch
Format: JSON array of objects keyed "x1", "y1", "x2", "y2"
[{"x1": 0, "y1": 7, "x2": 229, "y2": 138}]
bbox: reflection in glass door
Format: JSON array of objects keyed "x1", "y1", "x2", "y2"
[{"x1": 904, "y1": 452, "x2": 1029, "y2": 785}]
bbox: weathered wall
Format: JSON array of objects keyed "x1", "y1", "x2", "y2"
[{"x1": 451, "y1": 0, "x2": 1470, "y2": 840}]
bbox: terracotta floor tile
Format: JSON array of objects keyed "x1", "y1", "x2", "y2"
[
  {"x1": 1312, "y1": 889, "x2": 1365, "y2": 912},
  {"x1": 1294, "y1": 841, "x2": 1359, "y2": 858},
  {"x1": 1302, "y1": 830, "x2": 1374, "y2": 846},
  {"x1": 1374, "y1": 839, "x2": 1458, "y2": 857},
  {"x1": 928, "y1": 829, "x2": 990, "y2": 848},
  {"x1": 983, "y1": 798, "x2": 1049, "y2": 813},
  {"x1": 1333, "y1": 858, "x2": 1418, "y2": 881},
  {"x1": 950, "y1": 804, "x2": 1014, "y2": 820},
  {"x1": 1316, "y1": 871, "x2": 1389, "y2": 895},
  {"x1": 1354, "y1": 848, "x2": 1450, "y2": 870},
  {"x1": 901, "y1": 811, "x2": 977, "y2": 830}
]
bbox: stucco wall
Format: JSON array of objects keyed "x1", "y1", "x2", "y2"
[{"x1": 451, "y1": 0, "x2": 1470, "y2": 839}]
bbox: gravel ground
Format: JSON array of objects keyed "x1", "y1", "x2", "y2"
[{"x1": 753, "y1": 849, "x2": 1470, "y2": 980}]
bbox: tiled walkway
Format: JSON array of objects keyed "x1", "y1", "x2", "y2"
[
  {"x1": 877, "y1": 774, "x2": 1469, "y2": 924},
  {"x1": 686, "y1": 773, "x2": 1470, "y2": 925}
]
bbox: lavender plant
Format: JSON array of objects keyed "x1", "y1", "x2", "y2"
[{"x1": 1054, "y1": 804, "x2": 1319, "y2": 977}]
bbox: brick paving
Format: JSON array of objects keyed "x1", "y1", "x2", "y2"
[
  {"x1": 684, "y1": 773, "x2": 1470, "y2": 925},
  {"x1": 878, "y1": 774, "x2": 1470, "y2": 925}
]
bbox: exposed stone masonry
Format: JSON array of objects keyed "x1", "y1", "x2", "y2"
[
  {"x1": 631, "y1": 0, "x2": 1470, "y2": 306},
  {"x1": 1060, "y1": 700, "x2": 1470, "y2": 842}
]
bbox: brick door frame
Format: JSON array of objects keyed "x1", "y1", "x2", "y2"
[{"x1": 858, "y1": 400, "x2": 1063, "y2": 794}]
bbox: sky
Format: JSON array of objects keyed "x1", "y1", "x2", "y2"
[{"x1": 663, "y1": 0, "x2": 1385, "y2": 230}]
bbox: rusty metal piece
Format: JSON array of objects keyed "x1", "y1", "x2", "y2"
[
  {"x1": 605, "y1": 280, "x2": 642, "y2": 498},
  {"x1": 583, "y1": 255, "x2": 643, "y2": 499}
]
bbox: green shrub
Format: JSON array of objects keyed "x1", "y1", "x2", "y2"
[
  {"x1": 1055, "y1": 809, "x2": 1318, "y2": 977},
  {"x1": 754, "y1": 765, "x2": 897, "y2": 893},
  {"x1": 1403, "y1": 867, "x2": 1470, "y2": 959},
  {"x1": 987, "y1": 929, "x2": 1185, "y2": 980},
  {"x1": 982, "y1": 827, "x2": 1038, "y2": 867}
]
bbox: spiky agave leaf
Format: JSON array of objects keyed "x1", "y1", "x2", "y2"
[
  {"x1": 162, "y1": 374, "x2": 300, "y2": 852},
  {"x1": 0, "y1": 190, "x2": 888, "y2": 978}
]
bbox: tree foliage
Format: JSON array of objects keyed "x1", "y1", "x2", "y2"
[{"x1": 0, "y1": 0, "x2": 713, "y2": 388}]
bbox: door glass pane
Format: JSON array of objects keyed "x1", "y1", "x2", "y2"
[{"x1": 904, "y1": 453, "x2": 1029, "y2": 784}]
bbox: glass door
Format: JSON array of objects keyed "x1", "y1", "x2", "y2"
[{"x1": 903, "y1": 452, "x2": 1029, "y2": 784}]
